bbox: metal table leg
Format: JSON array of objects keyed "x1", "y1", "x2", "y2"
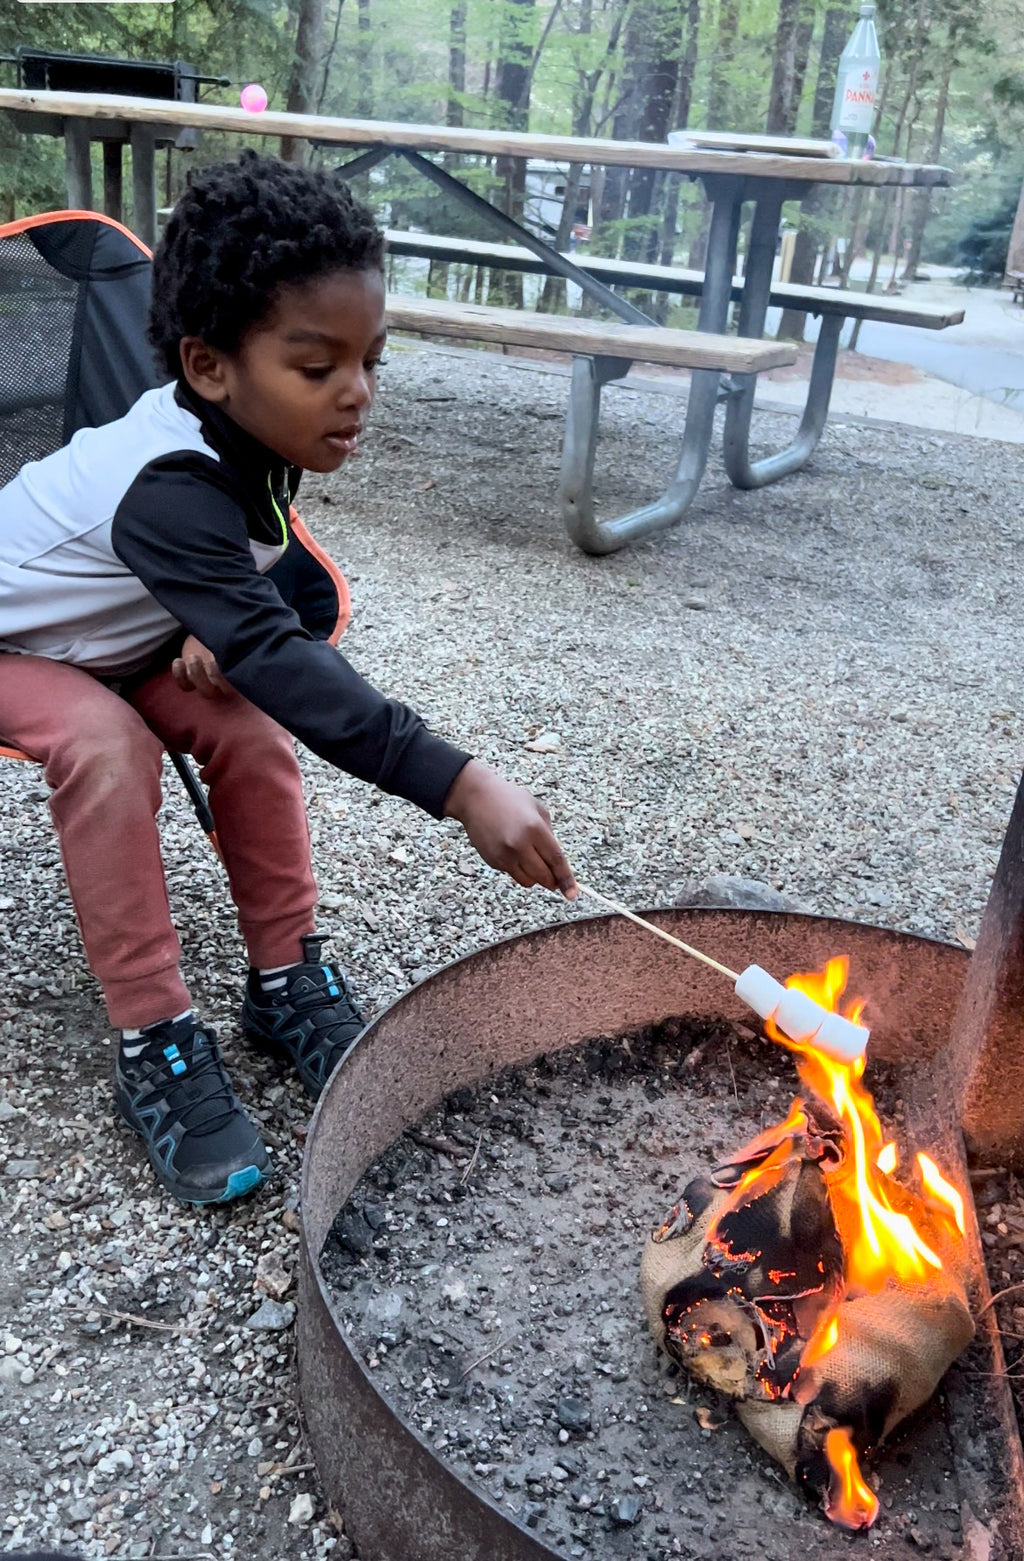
[
  {"x1": 562, "y1": 187, "x2": 743, "y2": 554},
  {"x1": 722, "y1": 186, "x2": 842, "y2": 489}
]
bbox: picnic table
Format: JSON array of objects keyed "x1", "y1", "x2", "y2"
[{"x1": 0, "y1": 89, "x2": 955, "y2": 552}]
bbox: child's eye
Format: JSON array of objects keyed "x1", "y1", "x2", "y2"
[
  {"x1": 300, "y1": 365, "x2": 333, "y2": 381},
  {"x1": 366, "y1": 353, "x2": 389, "y2": 372}
]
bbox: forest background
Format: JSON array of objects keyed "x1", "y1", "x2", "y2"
[{"x1": 1, "y1": 0, "x2": 1022, "y2": 336}]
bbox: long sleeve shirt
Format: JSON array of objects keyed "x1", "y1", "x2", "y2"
[{"x1": 0, "y1": 380, "x2": 470, "y2": 817}]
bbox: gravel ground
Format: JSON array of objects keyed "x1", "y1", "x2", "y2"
[{"x1": 0, "y1": 340, "x2": 1022, "y2": 1558}]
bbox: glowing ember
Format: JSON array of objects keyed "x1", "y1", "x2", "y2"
[{"x1": 641, "y1": 953, "x2": 974, "y2": 1530}]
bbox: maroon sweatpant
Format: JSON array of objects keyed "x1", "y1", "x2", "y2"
[{"x1": 0, "y1": 653, "x2": 317, "y2": 1028}]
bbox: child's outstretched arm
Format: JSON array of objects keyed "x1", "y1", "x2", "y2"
[{"x1": 443, "y1": 760, "x2": 578, "y2": 901}]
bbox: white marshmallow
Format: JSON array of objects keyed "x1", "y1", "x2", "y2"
[
  {"x1": 734, "y1": 964, "x2": 786, "y2": 1019},
  {"x1": 774, "y1": 987, "x2": 829, "y2": 1044},
  {"x1": 733, "y1": 963, "x2": 871, "y2": 1063},
  {"x1": 808, "y1": 1010, "x2": 869, "y2": 1064}
]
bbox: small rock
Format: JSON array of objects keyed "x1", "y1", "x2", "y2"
[
  {"x1": 524, "y1": 732, "x2": 561, "y2": 754},
  {"x1": 335, "y1": 1209, "x2": 374, "y2": 1258},
  {"x1": 96, "y1": 1448, "x2": 133, "y2": 1476},
  {"x1": 288, "y1": 1491, "x2": 315, "y2": 1526},
  {"x1": 4, "y1": 1159, "x2": 41, "y2": 1178},
  {"x1": 245, "y1": 1299, "x2": 296, "y2": 1332},
  {"x1": 610, "y1": 1493, "x2": 642, "y2": 1526},
  {"x1": 555, "y1": 1396, "x2": 590, "y2": 1432},
  {"x1": 673, "y1": 874, "x2": 809, "y2": 913},
  {"x1": 255, "y1": 1255, "x2": 294, "y2": 1301},
  {"x1": 682, "y1": 595, "x2": 709, "y2": 610}
]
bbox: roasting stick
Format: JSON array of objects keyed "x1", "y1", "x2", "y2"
[
  {"x1": 575, "y1": 884, "x2": 739, "y2": 980},
  {"x1": 574, "y1": 882, "x2": 869, "y2": 1064}
]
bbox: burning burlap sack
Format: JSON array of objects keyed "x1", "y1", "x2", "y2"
[{"x1": 640, "y1": 1102, "x2": 974, "y2": 1517}]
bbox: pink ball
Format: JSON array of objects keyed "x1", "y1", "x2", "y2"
[{"x1": 240, "y1": 83, "x2": 268, "y2": 114}]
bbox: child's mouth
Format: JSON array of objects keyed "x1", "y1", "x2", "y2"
[{"x1": 324, "y1": 430, "x2": 360, "y2": 456}]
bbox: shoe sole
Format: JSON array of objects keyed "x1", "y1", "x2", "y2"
[{"x1": 115, "y1": 1097, "x2": 271, "y2": 1206}]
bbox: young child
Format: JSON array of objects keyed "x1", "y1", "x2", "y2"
[{"x1": 0, "y1": 151, "x2": 577, "y2": 1207}]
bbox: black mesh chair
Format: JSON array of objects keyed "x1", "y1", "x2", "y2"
[{"x1": 0, "y1": 211, "x2": 351, "y2": 840}]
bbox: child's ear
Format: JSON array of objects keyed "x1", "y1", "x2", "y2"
[{"x1": 179, "y1": 337, "x2": 230, "y2": 404}]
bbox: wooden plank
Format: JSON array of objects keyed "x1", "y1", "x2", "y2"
[
  {"x1": 385, "y1": 296, "x2": 797, "y2": 372},
  {"x1": 768, "y1": 278, "x2": 965, "y2": 328},
  {"x1": 384, "y1": 233, "x2": 966, "y2": 328},
  {"x1": 0, "y1": 89, "x2": 951, "y2": 188},
  {"x1": 666, "y1": 129, "x2": 837, "y2": 158}
]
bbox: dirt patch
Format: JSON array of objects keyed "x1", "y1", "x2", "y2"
[
  {"x1": 763, "y1": 344, "x2": 922, "y2": 386},
  {"x1": 324, "y1": 1018, "x2": 1000, "y2": 1561}
]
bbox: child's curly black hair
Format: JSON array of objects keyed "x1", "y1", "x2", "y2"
[{"x1": 148, "y1": 149, "x2": 385, "y2": 378}]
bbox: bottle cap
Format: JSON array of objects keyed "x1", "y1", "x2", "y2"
[{"x1": 859, "y1": 3, "x2": 876, "y2": 15}]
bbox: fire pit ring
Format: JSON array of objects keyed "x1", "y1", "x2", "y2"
[{"x1": 298, "y1": 908, "x2": 1024, "y2": 1561}]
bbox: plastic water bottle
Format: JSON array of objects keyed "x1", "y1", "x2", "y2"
[{"x1": 831, "y1": 3, "x2": 881, "y2": 160}]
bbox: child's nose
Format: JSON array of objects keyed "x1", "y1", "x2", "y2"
[{"x1": 339, "y1": 369, "x2": 375, "y2": 408}]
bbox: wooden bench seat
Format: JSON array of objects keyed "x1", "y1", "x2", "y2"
[
  {"x1": 383, "y1": 294, "x2": 797, "y2": 555},
  {"x1": 385, "y1": 295, "x2": 796, "y2": 372},
  {"x1": 384, "y1": 230, "x2": 965, "y2": 330}
]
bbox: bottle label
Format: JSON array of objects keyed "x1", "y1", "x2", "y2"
[{"x1": 839, "y1": 65, "x2": 878, "y2": 133}]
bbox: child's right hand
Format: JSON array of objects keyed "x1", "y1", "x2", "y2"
[
  {"x1": 172, "y1": 635, "x2": 232, "y2": 698},
  {"x1": 443, "y1": 760, "x2": 578, "y2": 900}
]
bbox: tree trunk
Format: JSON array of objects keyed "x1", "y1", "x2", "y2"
[
  {"x1": 1007, "y1": 178, "x2": 1024, "y2": 278},
  {"x1": 491, "y1": 0, "x2": 535, "y2": 306},
  {"x1": 281, "y1": 0, "x2": 326, "y2": 163},
  {"x1": 356, "y1": 0, "x2": 373, "y2": 117},
  {"x1": 776, "y1": 3, "x2": 850, "y2": 339},
  {"x1": 707, "y1": 0, "x2": 739, "y2": 131},
  {"x1": 618, "y1": 2, "x2": 687, "y2": 261},
  {"x1": 766, "y1": 0, "x2": 802, "y2": 134},
  {"x1": 447, "y1": 1, "x2": 467, "y2": 127},
  {"x1": 901, "y1": 47, "x2": 953, "y2": 280}
]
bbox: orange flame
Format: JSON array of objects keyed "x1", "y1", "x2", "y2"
[
  {"x1": 917, "y1": 1151, "x2": 966, "y2": 1236},
  {"x1": 824, "y1": 1427, "x2": 880, "y2": 1529},
  {"x1": 766, "y1": 958, "x2": 958, "y2": 1291},
  {"x1": 758, "y1": 957, "x2": 968, "y2": 1524}
]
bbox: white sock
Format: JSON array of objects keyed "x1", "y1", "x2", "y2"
[
  {"x1": 259, "y1": 962, "x2": 301, "y2": 993},
  {"x1": 120, "y1": 1009, "x2": 193, "y2": 1056}
]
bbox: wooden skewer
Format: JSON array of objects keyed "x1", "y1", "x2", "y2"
[{"x1": 575, "y1": 884, "x2": 740, "y2": 982}]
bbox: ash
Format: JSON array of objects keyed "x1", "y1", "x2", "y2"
[{"x1": 324, "y1": 1018, "x2": 967, "y2": 1560}]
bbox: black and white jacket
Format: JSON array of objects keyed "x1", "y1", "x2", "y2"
[{"x1": 0, "y1": 380, "x2": 469, "y2": 816}]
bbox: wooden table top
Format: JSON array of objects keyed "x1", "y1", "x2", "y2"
[{"x1": 0, "y1": 89, "x2": 954, "y2": 189}]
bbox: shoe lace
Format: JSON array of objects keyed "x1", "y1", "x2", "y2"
[
  {"x1": 142, "y1": 1031, "x2": 239, "y2": 1137},
  {"x1": 288, "y1": 967, "x2": 363, "y2": 1060}
]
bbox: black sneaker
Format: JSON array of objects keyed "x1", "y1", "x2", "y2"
[
  {"x1": 242, "y1": 932, "x2": 365, "y2": 1099},
  {"x1": 114, "y1": 1015, "x2": 270, "y2": 1205}
]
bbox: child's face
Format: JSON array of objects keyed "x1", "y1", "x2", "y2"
[{"x1": 183, "y1": 268, "x2": 388, "y2": 473}]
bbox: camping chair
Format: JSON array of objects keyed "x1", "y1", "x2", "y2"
[{"x1": 0, "y1": 211, "x2": 351, "y2": 852}]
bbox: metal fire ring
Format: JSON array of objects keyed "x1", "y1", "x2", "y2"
[{"x1": 297, "y1": 908, "x2": 1021, "y2": 1561}]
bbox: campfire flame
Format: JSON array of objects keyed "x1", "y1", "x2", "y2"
[
  {"x1": 714, "y1": 957, "x2": 968, "y2": 1528},
  {"x1": 823, "y1": 1427, "x2": 879, "y2": 1528}
]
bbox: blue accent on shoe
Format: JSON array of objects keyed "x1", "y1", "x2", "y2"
[
  {"x1": 223, "y1": 1165, "x2": 265, "y2": 1199},
  {"x1": 162, "y1": 1043, "x2": 187, "y2": 1076}
]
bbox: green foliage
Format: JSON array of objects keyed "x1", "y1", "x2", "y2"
[
  {"x1": 0, "y1": 0, "x2": 1021, "y2": 272},
  {"x1": 951, "y1": 193, "x2": 1017, "y2": 280}
]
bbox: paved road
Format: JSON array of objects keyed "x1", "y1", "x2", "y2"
[{"x1": 798, "y1": 274, "x2": 1024, "y2": 414}]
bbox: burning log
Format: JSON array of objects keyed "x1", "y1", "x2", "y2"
[{"x1": 640, "y1": 958, "x2": 974, "y2": 1530}]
